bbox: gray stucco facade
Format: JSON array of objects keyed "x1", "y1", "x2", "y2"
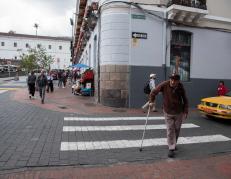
[{"x1": 129, "y1": 65, "x2": 231, "y2": 108}]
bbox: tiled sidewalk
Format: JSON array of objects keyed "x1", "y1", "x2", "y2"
[
  {"x1": 12, "y1": 85, "x2": 151, "y2": 116},
  {"x1": 1, "y1": 81, "x2": 230, "y2": 179},
  {"x1": 1, "y1": 154, "x2": 231, "y2": 179}
]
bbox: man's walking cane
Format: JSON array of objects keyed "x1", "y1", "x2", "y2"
[{"x1": 139, "y1": 105, "x2": 151, "y2": 152}]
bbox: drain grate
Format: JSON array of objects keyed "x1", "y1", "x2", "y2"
[
  {"x1": 84, "y1": 103, "x2": 96, "y2": 107},
  {"x1": 112, "y1": 109, "x2": 126, "y2": 112},
  {"x1": 58, "y1": 105, "x2": 67, "y2": 109}
]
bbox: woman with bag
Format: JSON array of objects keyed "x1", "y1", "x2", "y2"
[
  {"x1": 47, "y1": 71, "x2": 54, "y2": 93},
  {"x1": 142, "y1": 73, "x2": 157, "y2": 112}
]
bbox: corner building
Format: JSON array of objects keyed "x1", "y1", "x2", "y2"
[{"x1": 73, "y1": 0, "x2": 231, "y2": 108}]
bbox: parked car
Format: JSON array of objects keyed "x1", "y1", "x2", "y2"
[
  {"x1": 197, "y1": 91, "x2": 231, "y2": 119},
  {"x1": 0, "y1": 65, "x2": 4, "y2": 72},
  {"x1": 2, "y1": 65, "x2": 18, "y2": 72}
]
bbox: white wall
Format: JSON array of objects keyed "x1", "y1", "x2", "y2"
[
  {"x1": 0, "y1": 35, "x2": 71, "y2": 69},
  {"x1": 171, "y1": 26, "x2": 231, "y2": 80},
  {"x1": 100, "y1": 8, "x2": 130, "y2": 65},
  {"x1": 130, "y1": 9, "x2": 164, "y2": 67}
]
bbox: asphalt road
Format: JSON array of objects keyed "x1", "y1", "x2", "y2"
[{"x1": 0, "y1": 79, "x2": 231, "y2": 171}]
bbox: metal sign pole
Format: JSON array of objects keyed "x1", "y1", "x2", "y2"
[{"x1": 8, "y1": 64, "x2": 10, "y2": 77}]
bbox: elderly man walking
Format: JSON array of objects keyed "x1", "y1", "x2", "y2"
[{"x1": 149, "y1": 73, "x2": 188, "y2": 158}]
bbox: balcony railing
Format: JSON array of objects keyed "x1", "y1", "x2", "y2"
[
  {"x1": 168, "y1": 0, "x2": 207, "y2": 10},
  {"x1": 167, "y1": 0, "x2": 208, "y2": 23}
]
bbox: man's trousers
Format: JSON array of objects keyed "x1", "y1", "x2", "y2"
[{"x1": 163, "y1": 112, "x2": 185, "y2": 150}]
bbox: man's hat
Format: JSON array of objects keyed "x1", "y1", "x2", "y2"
[
  {"x1": 150, "y1": 73, "x2": 156, "y2": 78},
  {"x1": 169, "y1": 73, "x2": 180, "y2": 80}
]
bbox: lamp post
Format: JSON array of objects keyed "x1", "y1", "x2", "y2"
[
  {"x1": 70, "y1": 18, "x2": 74, "y2": 65},
  {"x1": 34, "y1": 23, "x2": 39, "y2": 36}
]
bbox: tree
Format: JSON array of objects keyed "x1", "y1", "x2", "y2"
[
  {"x1": 20, "y1": 53, "x2": 38, "y2": 72},
  {"x1": 20, "y1": 46, "x2": 54, "y2": 72}
]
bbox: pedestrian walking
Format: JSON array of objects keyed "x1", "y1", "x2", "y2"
[
  {"x1": 142, "y1": 73, "x2": 157, "y2": 112},
  {"x1": 36, "y1": 69, "x2": 48, "y2": 104},
  {"x1": 58, "y1": 70, "x2": 63, "y2": 88},
  {"x1": 27, "y1": 71, "x2": 37, "y2": 99},
  {"x1": 47, "y1": 71, "x2": 54, "y2": 93},
  {"x1": 62, "y1": 70, "x2": 67, "y2": 88},
  {"x1": 149, "y1": 73, "x2": 188, "y2": 158}
]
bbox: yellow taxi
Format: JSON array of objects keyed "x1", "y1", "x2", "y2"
[{"x1": 197, "y1": 91, "x2": 231, "y2": 119}]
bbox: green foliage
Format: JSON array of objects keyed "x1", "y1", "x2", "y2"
[
  {"x1": 20, "y1": 53, "x2": 38, "y2": 72},
  {"x1": 20, "y1": 45, "x2": 54, "y2": 72}
]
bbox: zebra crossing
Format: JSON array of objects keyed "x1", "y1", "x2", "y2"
[
  {"x1": 0, "y1": 89, "x2": 8, "y2": 94},
  {"x1": 60, "y1": 116, "x2": 231, "y2": 151}
]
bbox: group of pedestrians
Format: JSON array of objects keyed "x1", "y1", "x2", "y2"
[{"x1": 27, "y1": 69, "x2": 53, "y2": 104}]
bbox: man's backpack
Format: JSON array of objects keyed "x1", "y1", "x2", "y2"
[{"x1": 143, "y1": 81, "x2": 151, "y2": 94}]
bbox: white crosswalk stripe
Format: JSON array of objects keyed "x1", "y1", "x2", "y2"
[
  {"x1": 60, "y1": 116, "x2": 231, "y2": 151},
  {"x1": 0, "y1": 90, "x2": 8, "y2": 94},
  {"x1": 64, "y1": 116, "x2": 165, "y2": 121},
  {"x1": 61, "y1": 135, "x2": 231, "y2": 151},
  {"x1": 63, "y1": 123, "x2": 199, "y2": 132}
]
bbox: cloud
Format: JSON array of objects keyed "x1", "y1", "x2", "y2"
[
  {"x1": 0, "y1": 0, "x2": 76, "y2": 36},
  {"x1": 25, "y1": 0, "x2": 76, "y2": 14}
]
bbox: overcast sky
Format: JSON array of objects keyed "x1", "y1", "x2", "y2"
[{"x1": 0, "y1": 0, "x2": 76, "y2": 37}]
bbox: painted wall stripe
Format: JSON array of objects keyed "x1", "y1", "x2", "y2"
[
  {"x1": 60, "y1": 135, "x2": 231, "y2": 151},
  {"x1": 63, "y1": 123, "x2": 199, "y2": 132},
  {"x1": 64, "y1": 116, "x2": 165, "y2": 121}
]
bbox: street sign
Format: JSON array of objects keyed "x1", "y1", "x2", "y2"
[
  {"x1": 131, "y1": 14, "x2": 146, "y2": 20},
  {"x1": 132, "y1": 32, "x2": 147, "y2": 39}
]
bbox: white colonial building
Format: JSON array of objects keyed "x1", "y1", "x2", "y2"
[{"x1": 0, "y1": 32, "x2": 72, "y2": 69}]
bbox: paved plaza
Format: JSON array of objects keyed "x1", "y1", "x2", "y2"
[{"x1": 0, "y1": 77, "x2": 231, "y2": 178}]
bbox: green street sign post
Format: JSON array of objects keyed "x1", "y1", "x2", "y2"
[{"x1": 131, "y1": 14, "x2": 146, "y2": 20}]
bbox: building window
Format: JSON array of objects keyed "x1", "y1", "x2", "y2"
[
  {"x1": 170, "y1": 30, "x2": 192, "y2": 81},
  {"x1": 59, "y1": 45, "x2": 62, "y2": 50},
  {"x1": 48, "y1": 45, "x2": 52, "y2": 49},
  {"x1": 1, "y1": 42, "x2": 5, "y2": 46},
  {"x1": 26, "y1": 43, "x2": 30, "y2": 48},
  {"x1": 14, "y1": 42, "x2": 17, "y2": 47}
]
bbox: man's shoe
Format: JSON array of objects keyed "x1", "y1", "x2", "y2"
[
  {"x1": 168, "y1": 150, "x2": 175, "y2": 158},
  {"x1": 41, "y1": 100, "x2": 44, "y2": 104},
  {"x1": 29, "y1": 95, "x2": 31, "y2": 99},
  {"x1": 152, "y1": 109, "x2": 158, "y2": 112}
]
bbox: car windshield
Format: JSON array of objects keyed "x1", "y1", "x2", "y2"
[{"x1": 225, "y1": 91, "x2": 231, "y2": 97}]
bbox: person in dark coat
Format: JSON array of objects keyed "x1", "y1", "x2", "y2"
[
  {"x1": 36, "y1": 69, "x2": 48, "y2": 104},
  {"x1": 27, "y1": 71, "x2": 37, "y2": 99}
]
